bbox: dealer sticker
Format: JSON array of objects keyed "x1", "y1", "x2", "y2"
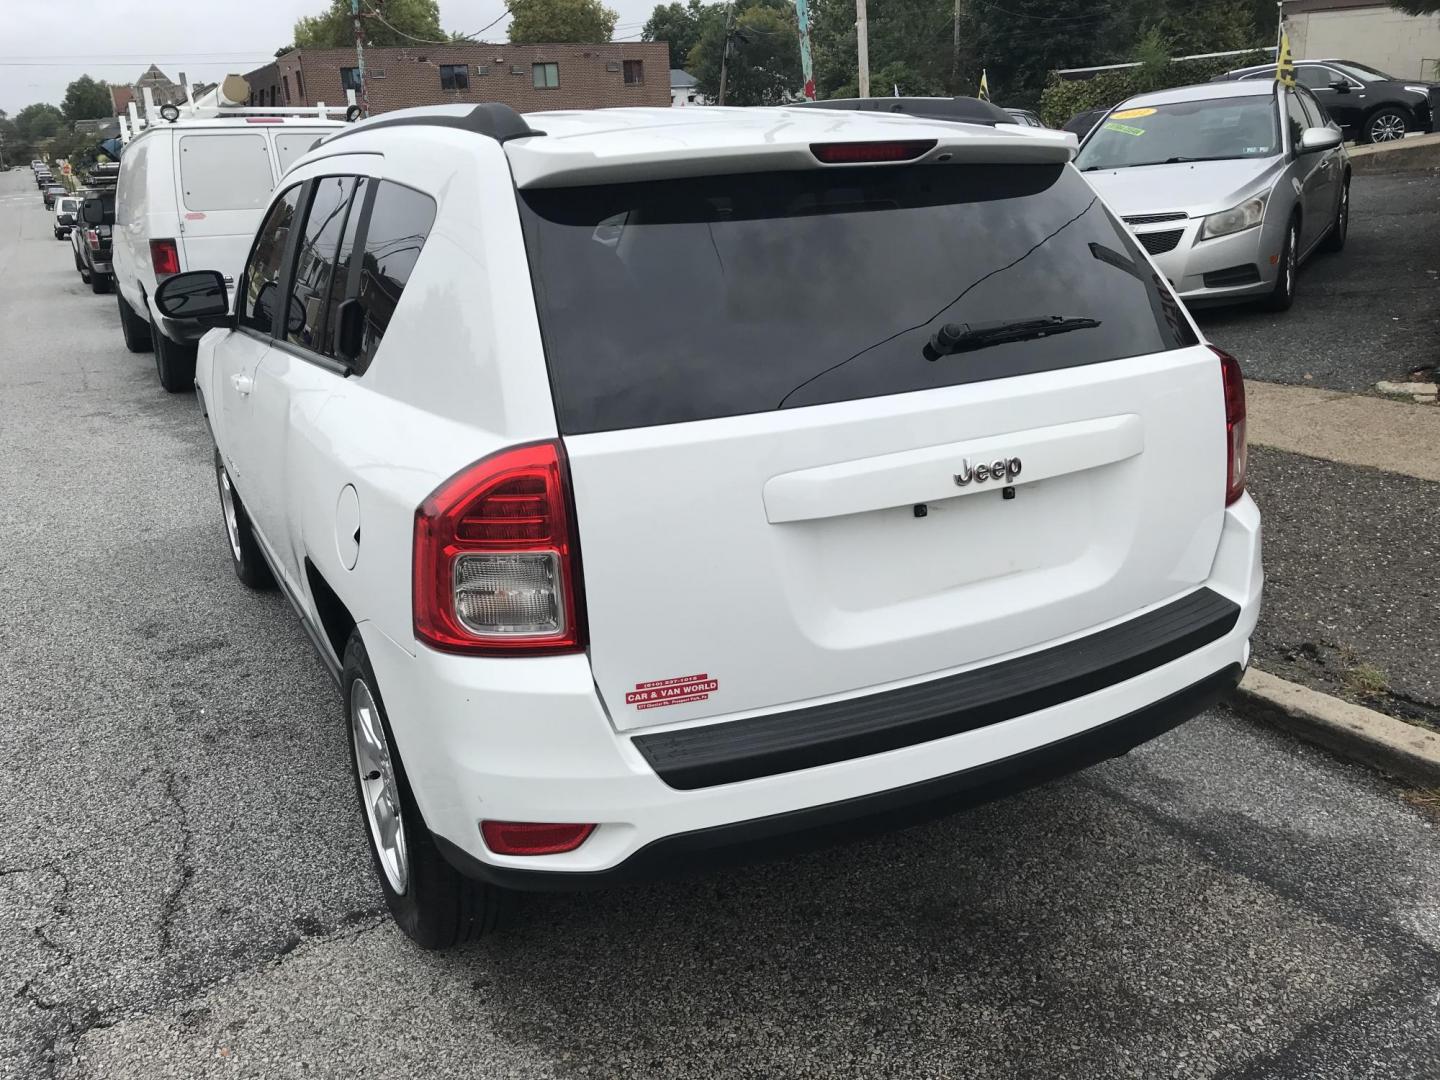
[{"x1": 626, "y1": 673, "x2": 719, "y2": 710}]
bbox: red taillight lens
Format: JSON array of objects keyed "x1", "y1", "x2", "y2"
[
  {"x1": 86, "y1": 229, "x2": 101, "y2": 251},
  {"x1": 481, "y1": 821, "x2": 595, "y2": 856},
  {"x1": 810, "y1": 139, "x2": 937, "y2": 164},
  {"x1": 413, "y1": 440, "x2": 586, "y2": 655},
  {"x1": 149, "y1": 238, "x2": 180, "y2": 277},
  {"x1": 1213, "y1": 346, "x2": 1247, "y2": 505}
]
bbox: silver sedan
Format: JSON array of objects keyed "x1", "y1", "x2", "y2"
[{"x1": 1074, "y1": 79, "x2": 1349, "y2": 310}]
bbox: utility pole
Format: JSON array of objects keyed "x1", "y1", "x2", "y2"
[
  {"x1": 952, "y1": 0, "x2": 960, "y2": 83},
  {"x1": 718, "y1": 4, "x2": 735, "y2": 106},
  {"x1": 856, "y1": 0, "x2": 870, "y2": 98},
  {"x1": 352, "y1": 0, "x2": 370, "y2": 116}
]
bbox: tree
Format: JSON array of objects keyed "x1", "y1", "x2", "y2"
[
  {"x1": 14, "y1": 103, "x2": 64, "y2": 143},
  {"x1": 62, "y1": 76, "x2": 113, "y2": 125},
  {"x1": 508, "y1": 0, "x2": 619, "y2": 44},
  {"x1": 689, "y1": 0, "x2": 802, "y2": 105},
  {"x1": 811, "y1": 0, "x2": 962, "y2": 99},
  {"x1": 292, "y1": 0, "x2": 446, "y2": 48},
  {"x1": 1389, "y1": 0, "x2": 1440, "y2": 12},
  {"x1": 643, "y1": 0, "x2": 720, "y2": 68}
]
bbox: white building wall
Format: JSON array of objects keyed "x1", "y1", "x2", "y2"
[{"x1": 1288, "y1": 5, "x2": 1440, "y2": 80}]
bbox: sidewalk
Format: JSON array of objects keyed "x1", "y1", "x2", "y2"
[{"x1": 1244, "y1": 380, "x2": 1440, "y2": 731}]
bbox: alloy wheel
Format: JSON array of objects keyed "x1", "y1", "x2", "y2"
[
  {"x1": 1285, "y1": 225, "x2": 1297, "y2": 295},
  {"x1": 217, "y1": 466, "x2": 243, "y2": 562},
  {"x1": 351, "y1": 678, "x2": 410, "y2": 895},
  {"x1": 1370, "y1": 114, "x2": 1406, "y2": 142}
]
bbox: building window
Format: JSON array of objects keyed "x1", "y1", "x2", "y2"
[
  {"x1": 282, "y1": 75, "x2": 291, "y2": 103},
  {"x1": 340, "y1": 66, "x2": 361, "y2": 91},
  {"x1": 533, "y1": 62, "x2": 559, "y2": 89},
  {"x1": 624, "y1": 60, "x2": 644, "y2": 85},
  {"x1": 295, "y1": 71, "x2": 304, "y2": 100},
  {"x1": 440, "y1": 64, "x2": 469, "y2": 91}
]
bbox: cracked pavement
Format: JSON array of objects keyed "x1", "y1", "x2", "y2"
[{"x1": 2, "y1": 170, "x2": 1439, "y2": 1079}]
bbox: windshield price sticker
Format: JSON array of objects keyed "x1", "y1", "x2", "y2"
[
  {"x1": 1103, "y1": 122, "x2": 1146, "y2": 137},
  {"x1": 627, "y1": 673, "x2": 719, "y2": 710},
  {"x1": 1110, "y1": 107, "x2": 1157, "y2": 120}
]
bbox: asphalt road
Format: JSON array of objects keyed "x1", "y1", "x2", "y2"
[
  {"x1": 3, "y1": 167, "x2": 1440, "y2": 1080},
  {"x1": 1196, "y1": 171, "x2": 1440, "y2": 392}
]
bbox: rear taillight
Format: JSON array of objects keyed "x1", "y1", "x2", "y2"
[
  {"x1": 481, "y1": 821, "x2": 595, "y2": 856},
  {"x1": 1213, "y1": 346, "x2": 1247, "y2": 505},
  {"x1": 413, "y1": 440, "x2": 586, "y2": 655},
  {"x1": 85, "y1": 229, "x2": 101, "y2": 251},
  {"x1": 149, "y1": 238, "x2": 180, "y2": 277}
]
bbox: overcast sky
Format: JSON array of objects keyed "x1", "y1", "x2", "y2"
[{"x1": 0, "y1": 0, "x2": 660, "y2": 116}]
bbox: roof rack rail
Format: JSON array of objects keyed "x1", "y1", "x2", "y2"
[
  {"x1": 119, "y1": 79, "x2": 358, "y2": 144},
  {"x1": 318, "y1": 103, "x2": 544, "y2": 149}
]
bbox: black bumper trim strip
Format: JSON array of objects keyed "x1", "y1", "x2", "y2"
[
  {"x1": 632, "y1": 588, "x2": 1240, "y2": 790},
  {"x1": 436, "y1": 663, "x2": 1242, "y2": 892}
]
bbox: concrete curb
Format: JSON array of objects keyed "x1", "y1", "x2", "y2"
[
  {"x1": 1349, "y1": 131, "x2": 1440, "y2": 174},
  {"x1": 1232, "y1": 668, "x2": 1440, "y2": 787}
]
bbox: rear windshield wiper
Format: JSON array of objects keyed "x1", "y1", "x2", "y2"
[{"x1": 924, "y1": 315, "x2": 1102, "y2": 360}]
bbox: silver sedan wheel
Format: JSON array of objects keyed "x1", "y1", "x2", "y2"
[
  {"x1": 351, "y1": 679, "x2": 410, "y2": 895},
  {"x1": 217, "y1": 466, "x2": 242, "y2": 562},
  {"x1": 1369, "y1": 113, "x2": 1406, "y2": 142}
]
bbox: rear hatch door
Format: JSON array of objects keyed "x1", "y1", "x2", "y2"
[{"x1": 518, "y1": 157, "x2": 1223, "y2": 732}]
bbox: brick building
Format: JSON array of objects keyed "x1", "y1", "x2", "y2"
[{"x1": 245, "y1": 41, "x2": 670, "y2": 114}]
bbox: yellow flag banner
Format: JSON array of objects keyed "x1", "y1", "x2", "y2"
[
  {"x1": 1276, "y1": 32, "x2": 1296, "y2": 87},
  {"x1": 978, "y1": 69, "x2": 990, "y2": 102}
]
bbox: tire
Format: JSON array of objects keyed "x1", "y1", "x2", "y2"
[
  {"x1": 1362, "y1": 107, "x2": 1409, "y2": 144},
  {"x1": 90, "y1": 272, "x2": 111, "y2": 295},
  {"x1": 1320, "y1": 177, "x2": 1349, "y2": 254},
  {"x1": 151, "y1": 319, "x2": 196, "y2": 393},
  {"x1": 117, "y1": 290, "x2": 153, "y2": 353},
  {"x1": 213, "y1": 449, "x2": 276, "y2": 591},
  {"x1": 53, "y1": 229, "x2": 63, "y2": 240},
  {"x1": 1265, "y1": 217, "x2": 1299, "y2": 312},
  {"x1": 342, "y1": 630, "x2": 502, "y2": 949}
]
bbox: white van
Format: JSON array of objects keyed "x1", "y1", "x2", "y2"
[{"x1": 113, "y1": 106, "x2": 347, "y2": 391}]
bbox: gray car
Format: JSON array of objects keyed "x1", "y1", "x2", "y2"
[{"x1": 1074, "y1": 80, "x2": 1348, "y2": 310}]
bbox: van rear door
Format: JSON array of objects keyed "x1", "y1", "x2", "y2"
[
  {"x1": 518, "y1": 160, "x2": 1225, "y2": 732},
  {"x1": 172, "y1": 130, "x2": 278, "y2": 286}
]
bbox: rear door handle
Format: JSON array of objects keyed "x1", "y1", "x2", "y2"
[{"x1": 231, "y1": 373, "x2": 253, "y2": 396}]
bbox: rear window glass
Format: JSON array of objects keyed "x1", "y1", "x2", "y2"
[
  {"x1": 58, "y1": 199, "x2": 78, "y2": 213},
  {"x1": 519, "y1": 164, "x2": 1195, "y2": 434},
  {"x1": 274, "y1": 133, "x2": 322, "y2": 176},
  {"x1": 178, "y1": 134, "x2": 274, "y2": 211}
]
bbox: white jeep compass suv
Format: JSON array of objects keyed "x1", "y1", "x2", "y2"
[{"x1": 158, "y1": 103, "x2": 1262, "y2": 949}]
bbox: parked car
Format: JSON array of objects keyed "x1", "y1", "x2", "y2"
[
  {"x1": 155, "y1": 103, "x2": 1261, "y2": 948},
  {"x1": 30, "y1": 159, "x2": 46, "y2": 172},
  {"x1": 71, "y1": 188, "x2": 115, "y2": 293},
  {"x1": 111, "y1": 106, "x2": 346, "y2": 391},
  {"x1": 1063, "y1": 106, "x2": 1112, "y2": 140},
  {"x1": 1076, "y1": 80, "x2": 1348, "y2": 309},
  {"x1": 1004, "y1": 107, "x2": 1046, "y2": 128},
  {"x1": 42, "y1": 184, "x2": 66, "y2": 210},
  {"x1": 52, "y1": 195, "x2": 80, "y2": 239},
  {"x1": 35, "y1": 170, "x2": 53, "y2": 189},
  {"x1": 1217, "y1": 58, "x2": 1439, "y2": 143}
]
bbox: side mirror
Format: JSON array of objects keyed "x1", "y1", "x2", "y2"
[
  {"x1": 1299, "y1": 126, "x2": 1343, "y2": 154},
  {"x1": 154, "y1": 270, "x2": 230, "y2": 325},
  {"x1": 1329, "y1": 79, "x2": 1350, "y2": 94},
  {"x1": 334, "y1": 298, "x2": 365, "y2": 365}
]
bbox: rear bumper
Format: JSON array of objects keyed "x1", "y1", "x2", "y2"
[
  {"x1": 436, "y1": 663, "x2": 1243, "y2": 891},
  {"x1": 363, "y1": 495, "x2": 1263, "y2": 890}
]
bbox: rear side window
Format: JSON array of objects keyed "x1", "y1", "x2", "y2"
[
  {"x1": 274, "y1": 133, "x2": 321, "y2": 177},
  {"x1": 354, "y1": 182, "x2": 436, "y2": 370},
  {"x1": 519, "y1": 164, "x2": 1196, "y2": 434},
  {"x1": 287, "y1": 176, "x2": 357, "y2": 356},
  {"x1": 178, "y1": 134, "x2": 274, "y2": 211},
  {"x1": 239, "y1": 186, "x2": 302, "y2": 334}
]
